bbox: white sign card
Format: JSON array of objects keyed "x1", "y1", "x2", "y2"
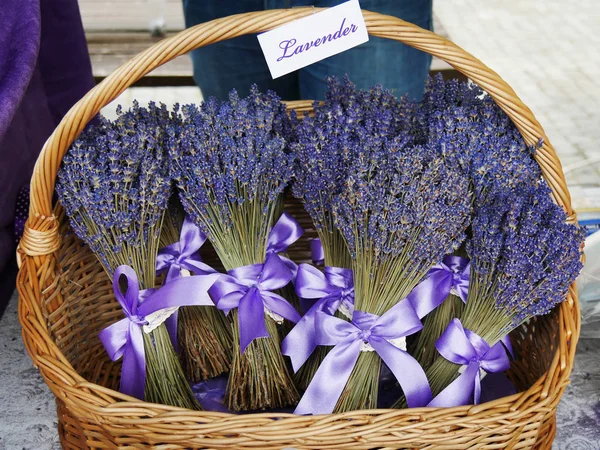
[{"x1": 257, "y1": 0, "x2": 369, "y2": 79}]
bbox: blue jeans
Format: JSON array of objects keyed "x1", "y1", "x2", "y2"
[{"x1": 183, "y1": 0, "x2": 432, "y2": 101}]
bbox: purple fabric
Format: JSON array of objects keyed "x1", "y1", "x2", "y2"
[
  {"x1": 192, "y1": 376, "x2": 230, "y2": 413},
  {"x1": 294, "y1": 299, "x2": 431, "y2": 415},
  {"x1": 208, "y1": 213, "x2": 304, "y2": 352},
  {"x1": 265, "y1": 212, "x2": 304, "y2": 278},
  {"x1": 156, "y1": 216, "x2": 217, "y2": 282},
  {"x1": 0, "y1": 0, "x2": 94, "y2": 305},
  {"x1": 99, "y1": 265, "x2": 220, "y2": 399}
]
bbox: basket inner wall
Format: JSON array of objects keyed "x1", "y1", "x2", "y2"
[{"x1": 53, "y1": 193, "x2": 559, "y2": 396}]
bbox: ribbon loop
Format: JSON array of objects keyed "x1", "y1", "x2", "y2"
[
  {"x1": 156, "y1": 216, "x2": 217, "y2": 283},
  {"x1": 407, "y1": 255, "x2": 471, "y2": 319},
  {"x1": 294, "y1": 299, "x2": 431, "y2": 415},
  {"x1": 266, "y1": 212, "x2": 304, "y2": 254},
  {"x1": 428, "y1": 319, "x2": 511, "y2": 407},
  {"x1": 99, "y1": 265, "x2": 219, "y2": 399},
  {"x1": 265, "y1": 212, "x2": 304, "y2": 278}
]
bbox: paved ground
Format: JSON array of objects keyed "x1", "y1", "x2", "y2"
[{"x1": 433, "y1": 0, "x2": 600, "y2": 192}]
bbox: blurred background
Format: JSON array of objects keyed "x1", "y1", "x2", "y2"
[{"x1": 1, "y1": 1, "x2": 598, "y2": 449}]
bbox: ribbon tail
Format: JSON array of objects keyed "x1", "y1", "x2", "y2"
[
  {"x1": 474, "y1": 369, "x2": 482, "y2": 405},
  {"x1": 119, "y1": 323, "x2": 146, "y2": 400},
  {"x1": 428, "y1": 361, "x2": 480, "y2": 407},
  {"x1": 183, "y1": 259, "x2": 217, "y2": 276},
  {"x1": 138, "y1": 273, "x2": 220, "y2": 316},
  {"x1": 295, "y1": 339, "x2": 361, "y2": 415},
  {"x1": 238, "y1": 289, "x2": 270, "y2": 353},
  {"x1": 406, "y1": 271, "x2": 452, "y2": 319},
  {"x1": 263, "y1": 291, "x2": 301, "y2": 324},
  {"x1": 310, "y1": 238, "x2": 324, "y2": 265},
  {"x1": 372, "y1": 338, "x2": 432, "y2": 407},
  {"x1": 501, "y1": 335, "x2": 514, "y2": 358}
]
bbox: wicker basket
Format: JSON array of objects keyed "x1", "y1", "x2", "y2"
[{"x1": 17, "y1": 8, "x2": 580, "y2": 449}]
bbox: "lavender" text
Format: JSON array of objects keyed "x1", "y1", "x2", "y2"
[{"x1": 277, "y1": 18, "x2": 359, "y2": 62}]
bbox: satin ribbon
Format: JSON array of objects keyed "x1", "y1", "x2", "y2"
[
  {"x1": 265, "y1": 212, "x2": 304, "y2": 278},
  {"x1": 281, "y1": 263, "x2": 354, "y2": 371},
  {"x1": 294, "y1": 299, "x2": 431, "y2": 415},
  {"x1": 407, "y1": 255, "x2": 470, "y2": 319},
  {"x1": 428, "y1": 319, "x2": 511, "y2": 407},
  {"x1": 310, "y1": 238, "x2": 324, "y2": 265},
  {"x1": 99, "y1": 265, "x2": 219, "y2": 399},
  {"x1": 192, "y1": 376, "x2": 229, "y2": 413},
  {"x1": 156, "y1": 216, "x2": 216, "y2": 283},
  {"x1": 210, "y1": 253, "x2": 301, "y2": 353}
]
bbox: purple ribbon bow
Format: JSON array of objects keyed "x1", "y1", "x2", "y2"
[
  {"x1": 294, "y1": 299, "x2": 431, "y2": 415},
  {"x1": 407, "y1": 255, "x2": 470, "y2": 319},
  {"x1": 310, "y1": 238, "x2": 324, "y2": 265},
  {"x1": 428, "y1": 318, "x2": 511, "y2": 407},
  {"x1": 266, "y1": 212, "x2": 304, "y2": 278},
  {"x1": 210, "y1": 253, "x2": 301, "y2": 353},
  {"x1": 282, "y1": 263, "x2": 354, "y2": 372},
  {"x1": 99, "y1": 265, "x2": 219, "y2": 399},
  {"x1": 156, "y1": 216, "x2": 216, "y2": 283}
]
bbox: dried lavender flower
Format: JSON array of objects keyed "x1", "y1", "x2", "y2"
[{"x1": 56, "y1": 101, "x2": 173, "y2": 284}]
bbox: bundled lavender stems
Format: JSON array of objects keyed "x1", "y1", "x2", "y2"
[
  {"x1": 158, "y1": 198, "x2": 233, "y2": 382},
  {"x1": 422, "y1": 178, "x2": 584, "y2": 404},
  {"x1": 170, "y1": 86, "x2": 299, "y2": 411},
  {"x1": 292, "y1": 77, "x2": 412, "y2": 268},
  {"x1": 310, "y1": 81, "x2": 473, "y2": 412},
  {"x1": 56, "y1": 102, "x2": 202, "y2": 410},
  {"x1": 290, "y1": 78, "x2": 414, "y2": 388},
  {"x1": 409, "y1": 75, "x2": 545, "y2": 370}
]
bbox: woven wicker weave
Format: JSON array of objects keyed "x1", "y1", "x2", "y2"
[{"x1": 17, "y1": 9, "x2": 579, "y2": 449}]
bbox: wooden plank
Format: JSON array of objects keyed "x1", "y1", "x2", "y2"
[{"x1": 79, "y1": 0, "x2": 185, "y2": 31}]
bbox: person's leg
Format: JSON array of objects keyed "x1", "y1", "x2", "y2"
[
  {"x1": 297, "y1": 0, "x2": 433, "y2": 101},
  {"x1": 182, "y1": 0, "x2": 300, "y2": 100}
]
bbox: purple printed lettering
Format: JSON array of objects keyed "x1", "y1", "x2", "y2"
[
  {"x1": 276, "y1": 18, "x2": 359, "y2": 62},
  {"x1": 278, "y1": 38, "x2": 297, "y2": 61}
]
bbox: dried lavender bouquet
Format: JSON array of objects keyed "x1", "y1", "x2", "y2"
[
  {"x1": 300, "y1": 127, "x2": 473, "y2": 413},
  {"x1": 287, "y1": 78, "x2": 412, "y2": 389},
  {"x1": 170, "y1": 87, "x2": 299, "y2": 411},
  {"x1": 56, "y1": 103, "x2": 201, "y2": 409},
  {"x1": 420, "y1": 181, "x2": 584, "y2": 407},
  {"x1": 408, "y1": 76, "x2": 544, "y2": 369},
  {"x1": 158, "y1": 198, "x2": 233, "y2": 382}
]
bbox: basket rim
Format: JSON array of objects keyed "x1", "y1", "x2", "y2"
[{"x1": 17, "y1": 7, "x2": 580, "y2": 447}]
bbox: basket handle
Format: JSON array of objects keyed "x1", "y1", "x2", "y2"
[{"x1": 21, "y1": 8, "x2": 573, "y2": 257}]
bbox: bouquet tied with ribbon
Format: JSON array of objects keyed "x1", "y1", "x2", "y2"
[
  {"x1": 170, "y1": 86, "x2": 301, "y2": 411},
  {"x1": 157, "y1": 210, "x2": 233, "y2": 382},
  {"x1": 56, "y1": 103, "x2": 203, "y2": 409}
]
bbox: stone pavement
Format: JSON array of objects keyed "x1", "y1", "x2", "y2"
[{"x1": 433, "y1": 0, "x2": 600, "y2": 191}]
